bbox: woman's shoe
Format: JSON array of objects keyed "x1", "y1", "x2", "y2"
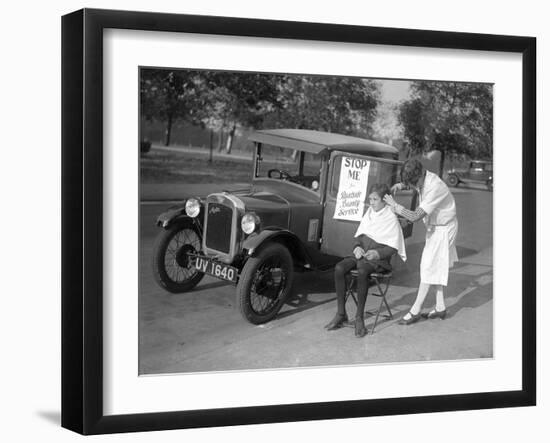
[
  {"x1": 355, "y1": 318, "x2": 367, "y2": 338},
  {"x1": 398, "y1": 311, "x2": 422, "y2": 325},
  {"x1": 426, "y1": 309, "x2": 447, "y2": 320},
  {"x1": 325, "y1": 313, "x2": 348, "y2": 330}
]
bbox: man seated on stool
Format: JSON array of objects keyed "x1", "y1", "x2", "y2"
[{"x1": 325, "y1": 183, "x2": 407, "y2": 337}]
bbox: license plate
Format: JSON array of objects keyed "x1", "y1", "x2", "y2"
[{"x1": 194, "y1": 256, "x2": 238, "y2": 283}]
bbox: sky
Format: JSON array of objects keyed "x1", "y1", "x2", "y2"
[{"x1": 379, "y1": 79, "x2": 411, "y2": 104}]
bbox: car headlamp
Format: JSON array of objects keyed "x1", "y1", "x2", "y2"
[
  {"x1": 185, "y1": 198, "x2": 201, "y2": 218},
  {"x1": 241, "y1": 213, "x2": 259, "y2": 235}
]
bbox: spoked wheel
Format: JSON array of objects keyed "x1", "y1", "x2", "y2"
[
  {"x1": 236, "y1": 243, "x2": 294, "y2": 324},
  {"x1": 447, "y1": 174, "x2": 459, "y2": 187},
  {"x1": 152, "y1": 223, "x2": 205, "y2": 293}
]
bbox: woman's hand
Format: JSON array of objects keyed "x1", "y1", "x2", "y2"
[
  {"x1": 353, "y1": 247, "x2": 365, "y2": 260},
  {"x1": 364, "y1": 250, "x2": 380, "y2": 261},
  {"x1": 383, "y1": 194, "x2": 397, "y2": 208},
  {"x1": 390, "y1": 182, "x2": 404, "y2": 194}
]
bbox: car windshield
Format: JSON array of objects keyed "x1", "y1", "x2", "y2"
[{"x1": 255, "y1": 144, "x2": 323, "y2": 192}]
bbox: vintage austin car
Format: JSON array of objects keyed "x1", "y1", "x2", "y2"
[
  {"x1": 152, "y1": 129, "x2": 416, "y2": 324},
  {"x1": 446, "y1": 159, "x2": 493, "y2": 190}
]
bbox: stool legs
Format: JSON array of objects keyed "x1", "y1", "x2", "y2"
[
  {"x1": 345, "y1": 275, "x2": 393, "y2": 334},
  {"x1": 370, "y1": 277, "x2": 392, "y2": 334}
]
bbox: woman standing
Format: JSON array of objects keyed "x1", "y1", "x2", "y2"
[
  {"x1": 325, "y1": 183, "x2": 407, "y2": 337},
  {"x1": 384, "y1": 159, "x2": 458, "y2": 324}
]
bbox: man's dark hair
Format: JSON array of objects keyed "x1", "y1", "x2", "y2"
[
  {"x1": 400, "y1": 158, "x2": 424, "y2": 186},
  {"x1": 368, "y1": 183, "x2": 391, "y2": 199}
]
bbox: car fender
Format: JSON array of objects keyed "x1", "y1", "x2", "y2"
[
  {"x1": 242, "y1": 229, "x2": 312, "y2": 267},
  {"x1": 156, "y1": 203, "x2": 204, "y2": 230},
  {"x1": 452, "y1": 170, "x2": 463, "y2": 179}
]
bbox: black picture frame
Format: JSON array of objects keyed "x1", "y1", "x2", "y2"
[{"x1": 61, "y1": 8, "x2": 536, "y2": 435}]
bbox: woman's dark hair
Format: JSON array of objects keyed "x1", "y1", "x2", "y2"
[
  {"x1": 400, "y1": 158, "x2": 424, "y2": 186},
  {"x1": 368, "y1": 183, "x2": 391, "y2": 199}
]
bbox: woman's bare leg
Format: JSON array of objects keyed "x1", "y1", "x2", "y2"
[
  {"x1": 434, "y1": 285, "x2": 445, "y2": 312},
  {"x1": 402, "y1": 283, "x2": 430, "y2": 320}
]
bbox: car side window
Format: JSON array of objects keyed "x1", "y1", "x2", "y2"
[
  {"x1": 256, "y1": 144, "x2": 323, "y2": 192},
  {"x1": 471, "y1": 162, "x2": 484, "y2": 171}
]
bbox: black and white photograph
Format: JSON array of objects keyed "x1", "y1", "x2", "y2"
[
  {"x1": 2, "y1": 0, "x2": 545, "y2": 440},
  {"x1": 139, "y1": 68, "x2": 494, "y2": 375}
]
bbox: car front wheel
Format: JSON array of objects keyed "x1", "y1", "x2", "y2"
[
  {"x1": 236, "y1": 243, "x2": 294, "y2": 324},
  {"x1": 151, "y1": 222, "x2": 205, "y2": 293}
]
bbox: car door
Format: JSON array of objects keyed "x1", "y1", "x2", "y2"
[
  {"x1": 468, "y1": 161, "x2": 485, "y2": 182},
  {"x1": 320, "y1": 151, "x2": 416, "y2": 258}
]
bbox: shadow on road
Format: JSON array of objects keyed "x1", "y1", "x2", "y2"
[
  {"x1": 275, "y1": 240, "x2": 486, "y2": 323},
  {"x1": 447, "y1": 276, "x2": 493, "y2": 318},
  {"x1": 193, "y1": 280, "x2": 232, "y2": 292},
  {"x1": 387, "y1": 269, "x2": 493, "y2": 322},
  {"x1": 456, "y1": 245, "x2": 479, "y2": 259},
  {"x1": 276, "y1": 270, "x2": 336, "y2": 320}
]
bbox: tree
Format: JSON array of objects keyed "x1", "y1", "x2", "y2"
[
  {"x1": 269, "y1": 76, "x2": 380, "y2": 136},
  {"x1": 201, "y1": 72, "x2": 281, "y2": 153},
  {"x1": 398, "y1": 81, "x2": 493, "y2": 176},
  {"x1": 140, "y1": 70, "x2": 204, "y2": 146},
  {"x1": 140, "y1": 69, "x2": 382, "y2": 151}
]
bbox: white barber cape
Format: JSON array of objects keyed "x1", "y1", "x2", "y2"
[
  {"x1": 355, "y1": 205, "x2": 407, "y2": 262},
  {"x1": 418, "y1": 171, "x2": 459, "y2": 286}
]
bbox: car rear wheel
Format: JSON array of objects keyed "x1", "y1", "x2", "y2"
[
  {"x1": 236, "y1": 243, "x2": 294, "y2": 324},
  {"x1": 152, "y1": 222, "x2": 205, "y2": 293},
  {"x1": 487, "y1": 179, "x2": 493, "y2": 191},
  {"x1": 447, "y1": 174, "x2": 460, "y2": 187}
]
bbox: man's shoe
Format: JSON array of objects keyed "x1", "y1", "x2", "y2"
[
  {"x1": 325, "y1": 313, "x2": 348, "y2": 330},
  {"x1": 398, "y1": 311, "x2": 422, "y2": 325}
]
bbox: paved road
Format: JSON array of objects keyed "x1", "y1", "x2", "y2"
[{"x1": 139, "y1": 188, "x2": 493, "y2": 374}]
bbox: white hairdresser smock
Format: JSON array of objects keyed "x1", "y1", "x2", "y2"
[
  {"x1": 418, "y1": 170, "x2": 458, "y2": 286},
  {"x1": 355, "y1": 205, "x2": 407, "y2": 262}
]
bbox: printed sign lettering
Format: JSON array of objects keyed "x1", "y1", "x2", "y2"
[{"x1": 333, "y1": 156, "x2": 370, "y2": 221}]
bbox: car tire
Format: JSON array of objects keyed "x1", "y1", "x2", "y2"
[
  {"x1": 487, "y1": 180, "x2": 493, "y2": 191},
  {"x1": 151, "y1": 222, "x2": 205, "y2": 293},
  {"x1": 236, "y1": 243, "x2": 294, "y2": 324},
  {"x1": 447, "y1": 174, "x2": 460, "y2": 187}
]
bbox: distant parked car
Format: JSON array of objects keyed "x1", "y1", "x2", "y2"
[
  {"x1": 151, "y1": 129, "x2": 417, "y2": 324},
  {"x1": 447, "y1": 160, "x2": 493, "y2": 190}
]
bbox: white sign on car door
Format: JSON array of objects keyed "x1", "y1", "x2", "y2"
[{"x1": 333, "y1": 156, "x2": 371, "y2": 221}]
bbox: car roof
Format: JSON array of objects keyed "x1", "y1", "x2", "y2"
[{"x1": 249, "y1": 129, "x2": 398, "y2": 158}]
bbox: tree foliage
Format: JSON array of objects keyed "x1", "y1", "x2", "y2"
[
  {"x1": 140, "y1": 69, "x2": 381, "y2": 146},
  {"x1": 371, "y1": 101, "x2": 404, "y2": 144},
  {"x1": 398, "y1": 81, "x2": 493, "y2": 175},
  {"x1": 140, "y1": 70, "x2": 208, "y2": 145},
  {"x1": 268, "y1": 76, "x2": 379, "y2": 136}
]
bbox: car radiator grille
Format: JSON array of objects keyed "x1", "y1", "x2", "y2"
[{"x1": 205, "y1": 202, "x2": 233, "y2": 254}]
